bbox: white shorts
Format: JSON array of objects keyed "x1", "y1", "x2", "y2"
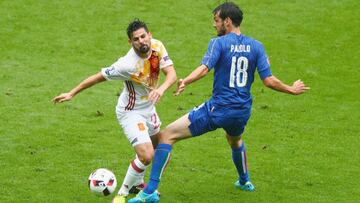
[{"x1": 116, "y1": 108, "x2": 161, "y2": 147}]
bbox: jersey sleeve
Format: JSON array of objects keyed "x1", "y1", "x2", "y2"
[
  {"x1": 101, "y1": 57, "x2": 131, "y2": 81},
  {"x1": 200, "y1": 38, "x2": 221, "y2": 71},
  {"x1": 256, "y1": 42, "x2": 272, "y2": 80},
  {"x1": 158, "y1": 42, "x2": 173, "y2": 69}
]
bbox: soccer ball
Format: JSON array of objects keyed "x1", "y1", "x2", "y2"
[{"x1": 88, "y1": 168, "x2": 117, "y2": 196}]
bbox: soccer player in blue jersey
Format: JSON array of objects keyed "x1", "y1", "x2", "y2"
[{"x1": 129, "y1": 2, "x2": 309, "y2": 202}]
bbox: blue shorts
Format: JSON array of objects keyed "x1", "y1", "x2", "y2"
[{"x1": 188, "y1": 100, "x2": 251, "y2": 137}]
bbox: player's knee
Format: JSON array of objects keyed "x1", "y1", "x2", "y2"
[
  {"x1": 227, "y1": 136, "x2": 243, "y2": 149},
  {"x1": 138, "y1": 152, "x2": 153, "y2": 165},
  {"x1": 139, "y1": 156, "x2": 152, "y2": 165},
  {"x1": 136, "y1": 145, "x2": 154, "y2": 165}
]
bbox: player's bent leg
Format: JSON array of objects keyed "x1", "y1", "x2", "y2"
[
  {"x1": 127, "y1": 133, "x2": 160, "y2": 195},
  {"x1": 129, "y1": 113, "x2": 193, "y2": 203},
  {"x1": 117, "y1": 142, "x2": 154, "y2": 197},
  {"x1": 159, "y1": 113, "x2": 192, "y2": 145},
  {"x1": 129, "y1": 114, "x2": 193, "y2": 202}
]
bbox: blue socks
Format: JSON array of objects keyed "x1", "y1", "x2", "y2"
[
  {"x1": 144, "y1": 143, "x2": 172, "y2": 194},
  {"x1": 232, "y1": 142, "x2": 250, "y2": 185},
  {"x1": 143, "y1": 142, "x2": 249, "y2": 194}
]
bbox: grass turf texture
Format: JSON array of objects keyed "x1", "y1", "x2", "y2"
[{"x1": 1, "y1": 0, "x2": 359, "y2": 202}]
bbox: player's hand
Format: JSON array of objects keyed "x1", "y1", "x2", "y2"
[
  {"x1": 174, "y1": 79, "x2": 186, "y2": 96},
  {"x1": 290, "y1": 79, "x2": 310, "y2": 95},
  {"x1": 149, "y1": 89, "x2": 163, "y2": 104},
  {"x1": 52, "y1": 93, "x2": 73, "y2": 104}
]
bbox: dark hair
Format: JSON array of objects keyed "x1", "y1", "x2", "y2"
[
  {"x1": 126, "y1": 19, "x2": 149, "y2": 39},
  {"x1": 213, "y1": 2, "x2": 243, "y2": 27}
]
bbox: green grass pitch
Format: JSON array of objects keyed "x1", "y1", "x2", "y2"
[{"x1": 1, "y1": 0, "x2": 359, "y2": 202}]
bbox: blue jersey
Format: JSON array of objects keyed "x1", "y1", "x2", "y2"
[{"x1": 201, "y1": 33, "x2": 272, "y2": 109}]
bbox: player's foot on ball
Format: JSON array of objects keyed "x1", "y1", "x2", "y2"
[
  {"x1": 128, "y1": 190, "x2": 160, "y2": 203},
  {"x1": 234, "y1": 180, "x2": 255, "y2": 191},
  {"x1": 111, "y1": 195, "x2": 126, "y2": 203},
  {"x1": 129, "y1": 183, "x2": 146, "y2": 194}
]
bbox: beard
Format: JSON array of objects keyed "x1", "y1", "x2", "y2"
[
  {"x1": 139, "y1": 45, "x2": 150, "y2": 53},
  {"x1": 216, "y1": 24, "x2": 226, "y2": 36}
]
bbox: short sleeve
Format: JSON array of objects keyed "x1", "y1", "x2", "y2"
[
  {"x1": 101, "y1": 57, "x2": 131, "y2": 81},
  {"x1": 256, "y1": 43, "x2": 272, "y2": 80},
  {"x1": 158, "y1": 43, "x2": 173, "y2": 69},
  {"x1": 200, "y1": 38, "x2": 221, "y2": 70}
]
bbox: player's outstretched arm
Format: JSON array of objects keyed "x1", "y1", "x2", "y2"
[
  {"x1": 262, "y1": 75, "x2": 310, "y2": 95},
  {"x1": 174, "y1": 64, "x2": 209, "y2": 96},
  {"x1": 148, "y1": 65, "x2": 177, "y2": 104},
  {"x1": 52, "y1": 72, "x2": 106, "y2": 103}
]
